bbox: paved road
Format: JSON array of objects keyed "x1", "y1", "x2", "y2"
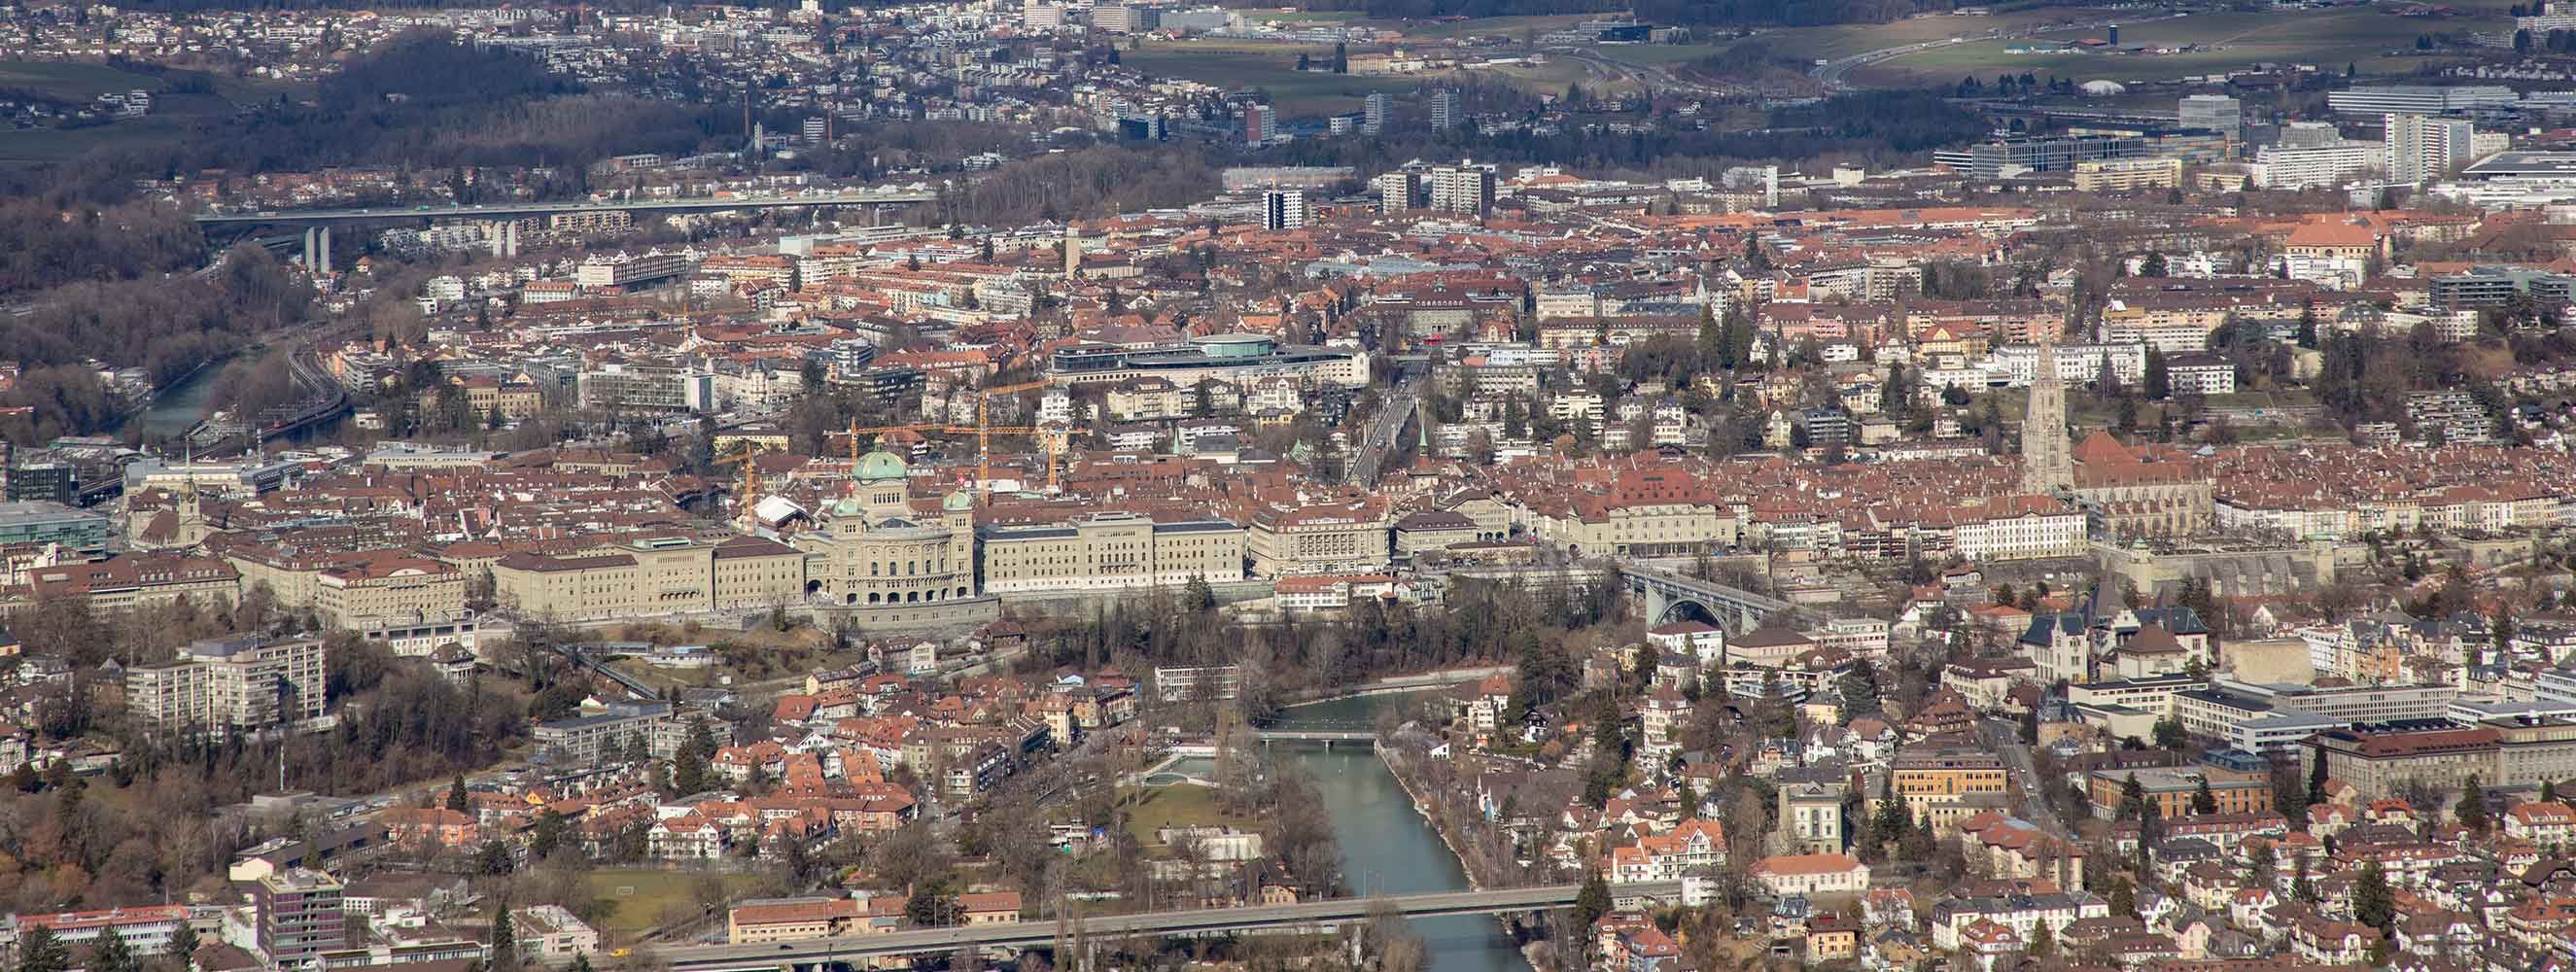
[
  {"x1": 1348, "y1": 379, "x2": 1419, "y2": 486},
  {"x1": 658, "y1": 882, "x2": 1683, "y2": 968},
  {"x1": 1808, "y1": 13, "x2": 2187, "y2": 91},
  {"x1": 192, "y1": 190, "x2": 942, "y2": 225},
  {"x1": 1984, "y1": 715, "x2": 2064, "y2": 835}
]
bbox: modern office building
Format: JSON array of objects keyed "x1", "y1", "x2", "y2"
[
  {"x1": 1428, "y1": 89, "x2": 1459, "y2": 130},
  {"x1": 2429, "y1": 265, "x2": 2576, "y2": 310},
  {"x1": 2327, "y1": 85, "x2": 2516, "y2": 117},
  {"x1": 1963, "y1": 134, "x2": 2146, "y2": 178},
  {"x1": 1363, "y1": 92, "x2": 1390, "y2": 135},
  {"x1": 575, "y1": 362, "x2": 715, "y2": 412},
  {"x1": 2178, "y1": 94, "x2": 2243, "y2": 142},
  {"x1": 0, "y1": 500, "x2": 112, "y2": 562},
  {"x1": 256, "y1": 868, "x2": 347, "y2": 962}
]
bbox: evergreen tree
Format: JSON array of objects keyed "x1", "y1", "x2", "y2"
[
  {"x1": 2108, "y1": 876, "x2": 2136, "y2": 918},
  {"x1": 1575, "y1": 870, "x2": 1611, "y2": 928},
  {"x1": 478, "y1": 840, "x2": 516, "y2": 876},
  {"x1": 2296, "y1": 302, "x2": 2319, "y2": 349},
  {"x1": 2307, "y1": 750, "x2": 2329, "y2": 807},
  {"x1": 2143, "y1": 346, "x2": 2171, "y2": 399},
  {"x1": 169, "y1": 920, "x2": 199, "y2": 961},
  {"x1": 491, "y1": 907, "x2": 521, "y2": 972},
  {"x1": 2247, "y1": 840, "x2": 2277, "y2": 885},
  {"x1": 2192, "y1": 778, "x2": 2217, "y2": 816},
  {"x1": 16, "y1": 925, "x2": 68, "y2": 972},
  {"x1": 2028, "y1": 919, "x2": 2053, "y2": 957},
  {"x1": 2118, "y1": 773, "x2": 2146, "y2": 821},
  {"x1": 2353, "y1": 862, "x2": 2395, "y2": 931},
  {"x1": 673, "y1": 717, "x2": 718, "y2": 795},
  {"x1": 1839, "y1": 662, "x2": 1882, "y2": 716},
  {"x1": 2458, "y1": 774, "x2": 2491, "y2": 833},
  {"x1": 446, "y1": 775, "x2": 470, "y2": 813},
  {"x1": 88, "y1": 932, "x2": 135, "y2": 972},
  {"x1": 2292, "y1": 853, "x2": 2315, "y2": 901},
  {"x1": 530, "y1": 809, "x2": 568, "y2": 859}
]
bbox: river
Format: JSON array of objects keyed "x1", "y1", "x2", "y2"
[
  {"x1": 1270, "y1": 694, "x2": 1531, "y2": 972},
  {"x1": 125, "y1": 361, "x2": 226, "y2": 439}
]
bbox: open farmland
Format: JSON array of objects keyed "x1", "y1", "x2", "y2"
[{"x1": 1845, "y1": 7, "x2": 2498, "y2": 86}]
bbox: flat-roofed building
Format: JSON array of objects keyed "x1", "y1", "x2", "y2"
[
  {"x1": 2084, "y1": 753, "x2": 2275, "y2": 818},
  {"x1": 126, "y1": 636, "x2": 328, "y2": 736},
  {"x1": 727, "y1": 897, "x2": 861, "y2": 944},
  {"x1": 978, "y1": 512, "x2": 1246, "y2": 593}
]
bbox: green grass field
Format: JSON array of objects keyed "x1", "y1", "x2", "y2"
[
  {"x1": 0, "y1": 116, "x2": 198, "y2": 166},
  {"x1": 0, "y1": 60, "x2": 166, "y2": 101},
  {"x1": 1848, "y1": 8, "x2": 2497, "y2": 86},
  {"x1": 580, "y1": 869, "x2": 770, "y2": 937},
  {"x1": 1118, "y1": 784, "x2": 1260, "y2": 854}
]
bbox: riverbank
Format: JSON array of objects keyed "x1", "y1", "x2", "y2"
[
  {"x1": 1378, "y1": 742, "x2": 1565, "y2": 972},
  {"x1": 1271, "y1": 697, "x2": 1534, "y2": 972}
]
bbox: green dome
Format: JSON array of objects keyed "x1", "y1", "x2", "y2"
[
  {"x1": 942, "y1": 489, "x2": 974, "y2": 511},
  {"x1": 857, "y1": 450, "x2": 907, "y2": 483}
]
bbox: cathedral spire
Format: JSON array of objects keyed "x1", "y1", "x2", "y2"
[{"x1": 2021, "y1": 321, "x2": 2073, "y2": 496}]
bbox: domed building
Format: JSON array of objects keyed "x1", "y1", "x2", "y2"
[{"x1": 794, "y1": 451, "x2": 979, "y2": 610}]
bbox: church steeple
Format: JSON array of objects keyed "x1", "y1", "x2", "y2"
[{"x1": 2021, "y1": 322, "x2": 2073, "y2": 496}]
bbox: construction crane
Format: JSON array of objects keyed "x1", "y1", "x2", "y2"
[
  {"x1": 712, "y1": 442, "x2": 778, "y2": 532},
  {"x1": 830, "y1": 421, "x2": 1083, "y2": 496},
  {"x1": 967, "y1": 379, "x2": 1049, "y2": 491}
]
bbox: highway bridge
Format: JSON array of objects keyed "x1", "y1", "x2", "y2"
[
  {"x1": 191, "y1": 190, "x2": 942, "y2": 226},
  {"x1": 658, "y1": 883, "x2": 1683, "y2": 970}
]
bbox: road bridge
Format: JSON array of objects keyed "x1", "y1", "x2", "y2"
[
  {"x1": 193, "y1": 191, "x2": 943, "y2": 265},
  {"x1": 1621, "y1": 564, "x2": 1793, "y2": 632},
  {"x1": 191, "y1": 190, "x2": 942, "y2": 226},
  {"x1": 658, "y1": 883, "x2": 1684, "y2": 970},
  {"x1": 1251, "y1": 730, "x2": 1377, "y2": 744}
]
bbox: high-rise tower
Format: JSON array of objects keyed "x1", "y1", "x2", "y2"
[{"x1": 2021, "y1": 325, "x2": 2072, "y2": 496}]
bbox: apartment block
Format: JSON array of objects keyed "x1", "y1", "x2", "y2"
[{"x1": 125, "y1": 636, "x2": 329, "y2": 736}]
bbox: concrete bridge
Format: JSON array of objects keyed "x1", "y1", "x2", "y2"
[
  {"x1": 1252, "y1": 730, "x2": 1378, "y2": 745},
  {"x1": 191, "y1": 189, "x2": 942, "y2": 226},
  {"x1": 1621, "y1": 564, "x2": 1793, "y2": 632},
  {"x1": 194, "y1": 190, "x2": 943, "y2": 265},
  {"x1": 658, "y1": 883, "x2": 1683, "y2": 970}
]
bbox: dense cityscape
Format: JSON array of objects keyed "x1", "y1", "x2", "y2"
[{"x1": 22, "y1": 3, "x2": 2576, "y2": 972}]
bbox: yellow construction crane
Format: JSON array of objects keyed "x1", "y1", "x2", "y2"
[
  {"x1": 829, "y1": 420, "x2": 1082, "y2": 496},
  {"x1": 712, "y1": 442, "x2": 777, "y2": 531},
  {"x1": 968, "y1": 379, "x2": 1049, "y2": 491}
]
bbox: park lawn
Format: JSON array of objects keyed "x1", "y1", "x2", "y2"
[
  {"x1": 1125, "y1": 41, "x2": 1427, "y2": 117},
  {"x1": 580, "y1": 869, "x2": 769, "y2": 937},
  {"x1": 1118, "y1": 784, "x2": 1261, "y2": 855},
  {"x1": 0, "y1": 59, "x2": 166, "y2": 101},
  {"x1": 1850, "y1": 7, "x2": 2499, "y2": 86}
]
